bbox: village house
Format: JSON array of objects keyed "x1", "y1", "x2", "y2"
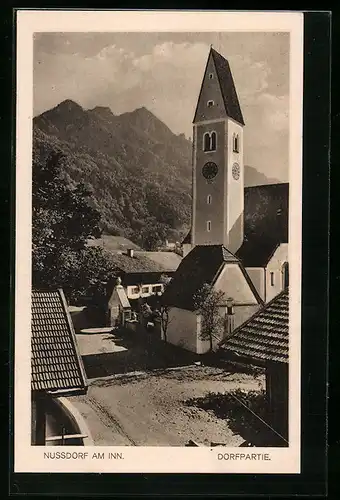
[
  {"x1": 31, "y1": 289, "x2": 92, "y2": 446},
  {"x1": 163, "y1": 47, "x2": 289, "y2": 353},
  {"x1": 219, "y1": 288, "x2": 289, "y2": 445},
  {"x1": 105, "y1": 248, "x2": 180, "y2": 327},
  {"x1": 162, "y1": 244, "x2": 263, "y2": 353}
]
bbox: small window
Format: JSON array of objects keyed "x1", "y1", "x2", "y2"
[
  {"x1": 152, "y1": 285, "x2": 163, "y2": 294},
  {"x1": 207, "y1": 220, "x2": 211, "y2": 232},
  {"x1": 270, "y1": 272, "x2": 275, "y2": 287},
  {"x1": 209, "y1": 73, "x2": 214, "y2": 79},
  {"x1": 131, "y1": 286, "x2": 139, "y2": 295},
  {"x1": 207, "y1": 100, "x2": 214, "y2": 107},
  {"x1": 233, "y1": 134, "x2": 240, "y2": 153},
  {"x1": 142, "y1": 286, "x2": 149, "y2": 294},
  {"x1": 207, "y1": 194, "x2": 212, "y2": 205}
]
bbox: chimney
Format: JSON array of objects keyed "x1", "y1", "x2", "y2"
[{"x1": 127, "y1": 248, "x2": 134, "y2": 258}]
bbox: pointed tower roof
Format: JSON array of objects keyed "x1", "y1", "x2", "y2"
[{"x1": 193, "y1": 47, "x2": 245, "y2": 126}]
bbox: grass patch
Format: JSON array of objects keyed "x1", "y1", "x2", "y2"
[{"x1": 186, "y1": 389, "x2": 287, "y2": 447}]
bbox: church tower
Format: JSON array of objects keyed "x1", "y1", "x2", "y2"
[{"x1": 191, "y1": 47, "x2": 245, "y2": 254}]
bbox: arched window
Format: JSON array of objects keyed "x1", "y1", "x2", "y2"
[
  {"x1": 233, "y1": 133, "x2": 240, "y2": 153},
  {"x1": 203, "y1": 133, "x2": 211, "y2": 152},
  {"x1": 211, "y1": 131, "x2": 217, "y2": 151},
  {"x1": 203, "y1": 131, "x2": 217, "y2": 152},
  {"x1": 282, "y1": 262, "x2": 289, "y2": 288},
  {"x1": 207, "y1": 194, "x2": 212, "y2": 205}
]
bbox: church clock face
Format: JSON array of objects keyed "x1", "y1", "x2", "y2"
[
  {"x1": 232, "y1": 162, "x2": 240, "y2": 180},
  {"x1": 202, "y1": 161, "x2": 218, "y2": 180}
]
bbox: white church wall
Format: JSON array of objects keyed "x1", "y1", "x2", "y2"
[
  {"x1": 233, "y1": 303, "x2": 262, "y2": 330},
  {"x1": 166, "y1": 307, "x2": 199, "y2": 353},
  {"x1": 214, "y1": 263, "x2": 258, "y2": 304},
  {"x1": 245, "y1": 267, "x2": 265, "y2": 301},
  {"x1": 265, "y1": 243, "x2": 289, "y2": 302},
  {"x1": 226, "y1": 118, "x2": 244, "y2": 253}
]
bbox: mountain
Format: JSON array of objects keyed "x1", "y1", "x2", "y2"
[
  {"x1": 244, "y1": 164, "x2": 280, "y2": 187},
  {"x1": 33, "y1": 99, "x2": 279, "y2": 246}
]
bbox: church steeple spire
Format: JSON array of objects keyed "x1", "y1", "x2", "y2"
[
  {"x1": 191, "y1": 47, "x2": 245, "y2": 253},
  {"x1": 193, "y1": 47, "x2": 244, "y2": 126}
]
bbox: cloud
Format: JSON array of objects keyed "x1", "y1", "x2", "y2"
[{"x1": 34, "y1": 39, "x2": 289, "y2": 181}]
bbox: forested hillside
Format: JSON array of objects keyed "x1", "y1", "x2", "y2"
[{"x1": 33, "y1": 99, "x2": 279, "y2": 248}]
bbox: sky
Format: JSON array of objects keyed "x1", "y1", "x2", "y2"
[{"x1": 34, "y1": 32, "x2": 290, "y2": 182}]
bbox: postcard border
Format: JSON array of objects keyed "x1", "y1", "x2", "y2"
[{"x1": 9, "y1": 8, "x2": 330, "y2": 497}]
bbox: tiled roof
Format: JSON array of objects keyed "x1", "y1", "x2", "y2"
[
  {"x1": 220, "y1": 288, "x2": 289, "y2": 363},
  {"x1": 162, "y1": 245, "x2": 261, "y2": 311},
  {"x1": 211, "y1": 48, "x2": 245, "y2": 126},
  {"x1": 105, "y1": 251, "x2": 165, "y2": 273},
  {"x1": 31, "y1": 289, "x2": 87, "y2": 394},
  {"x1": 135, "y1": 251, "x2": 182, "y2": 272},
  {"x1": 182, "y1": 183, "x2": 288, "y2": 268}
]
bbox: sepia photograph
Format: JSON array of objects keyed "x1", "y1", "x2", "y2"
[{"x1": 15, "y1": 10, "x2": 303, "y2": 474}]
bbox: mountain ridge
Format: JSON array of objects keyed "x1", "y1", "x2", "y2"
[{"x1": 33, "y1": 99, "x2": 281, "y2": 245}]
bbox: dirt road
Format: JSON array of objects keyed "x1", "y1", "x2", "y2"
[{"x1": 69, "y1": 365, "x2": 264, "y2": 446}]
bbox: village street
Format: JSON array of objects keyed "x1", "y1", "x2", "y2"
[{"x1": 68, "y1": 328, "x2": 265, "y2": 446}]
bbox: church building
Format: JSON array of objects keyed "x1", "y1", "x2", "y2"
[{"x1": 162, "y1": 47, "x2": 289, "y2": 354}]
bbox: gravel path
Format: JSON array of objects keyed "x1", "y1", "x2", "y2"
[{"x1": 69, "y1": 365, "x2": 264, "y2": 446}]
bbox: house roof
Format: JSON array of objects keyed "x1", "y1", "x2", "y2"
[
  {"x1": 135, "y1": 251, "x2": 182, "y2": 272},
  {"x1": 31, "y1": 289, "x2": 87, "y2": 394},
  {"x1": 88, "y1": 235, "x2": 142, "y2": 252},
  {"x1": 236, "y1": 183, "x2": 289, "y2": 267},
  {"x1": 162, "y1": 244, "x2": 261, "y2": 311},
  {"x1": 182, "y1": 232, "x2": 191, "y2": 244},
  {"x1": 105, "y1": 250, "x2": 165, "y2": 274},
  {"x1": 193, "y1": 48, "x2": 245, "y2": 126},
  {"x1": 182, "y1": 183, "x2": 289, "y2": 268},
  {"x1": 116, "y1": 286, "x2": 131, "y2": 309},
  {"x1": 220, "y1": 288, "x2": 289, "y2": 363}
]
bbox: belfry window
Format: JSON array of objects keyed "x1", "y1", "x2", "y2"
[
  {"x1": 233, "y1": 134, "x2": 240, "y2": 153},
  {"x1": 211, "y1": 131, "x2": 217, "y2": 151},
  {"x1": 203, "y1": 131, "x2": 217, "y2": 152},
  {"x1": 203, "y1": 133, "x2": 211, "y2": 152},
  {"x1": 282, "y1": 262, "x2": 289, "y2": 288}
]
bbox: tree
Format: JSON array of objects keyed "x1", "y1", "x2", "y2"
[
  {"x1": 32, "y1": 149, "x2": 117, "y2": 304},
  {"x1": 193, "y1": 283, "x2": 226, "y2": 352},
  {"x1": 137, "y1": 218, "x2": 169, "y2": 250}
]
